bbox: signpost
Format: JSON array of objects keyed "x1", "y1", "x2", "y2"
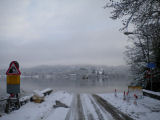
[
  {"x1": 147, "y1": 63, "x2": 156, "y2": 69},
  {"x1": 6, "y1": 61, "x2": 21, "y2": 94},
  {"x1": 5, "y1": 61, "x2": 21, "y2": 113},
  {"x1": 147, "y1": 63, "x2": 156, "y2": 91}
]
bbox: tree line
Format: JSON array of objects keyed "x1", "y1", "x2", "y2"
[{"x1": 106, "y1": 0, "x2": 160, "y2": 91}]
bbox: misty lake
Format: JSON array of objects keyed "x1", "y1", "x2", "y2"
[{"x1": 0, "y1": 75, "x2": 130, "y2": 95}]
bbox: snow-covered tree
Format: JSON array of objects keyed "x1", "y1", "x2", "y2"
[
  {"x1": 105, "y1": 0, "x2": 160, "y2": 29},
  {"x1": 106, "y1": 0, "x2": 160, "y2": 90}
]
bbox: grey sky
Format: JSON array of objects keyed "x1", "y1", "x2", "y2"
[{"x1": 0, "y1": 0, "x2": 128, "y2": 68}]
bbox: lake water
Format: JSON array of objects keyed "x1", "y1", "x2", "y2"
[{"x1": 0, "y1": 75, "x2": 130, "y2": 95}]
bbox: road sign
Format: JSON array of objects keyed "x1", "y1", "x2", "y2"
[
  {"x1": 6, "y1": 61, "x2": 21, "y2": 75},
  {"x1": 147, "y1": 63, "x2": 156, "y2": 69},
  {"x1": 7, "y1": 75, "x2": 20, "y2": 84},
  {"x1": 5, "y1": 61, "x2": 21, "y2": 113},
  {"x1": 6, "y1": 61, "x2": 21, "y2": 94}
]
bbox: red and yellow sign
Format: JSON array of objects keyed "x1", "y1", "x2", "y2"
[
  {"x1": 6, "y1": 61, "x2": 21, "y2": 94},
  {"x1": 7, "y1": 75, "x2": 20, "y2": 84}
]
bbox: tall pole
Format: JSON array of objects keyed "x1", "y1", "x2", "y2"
[
  {"x1": 151, "y1": 70, "x2": 152, "y2": 90},
  {"x1": 146, "y1": 36, "x2": 150, "y2": 64},
  {"x1": 146, "y1": 36, "x2": 152, "y2": 90},
  {"x1": 146, "y1": 35, "x2": 153, "y2": 91}
]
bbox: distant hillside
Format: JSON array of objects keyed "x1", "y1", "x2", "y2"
[{"x1": 0, "y1": 65, "x2": 131, "y2": 80}]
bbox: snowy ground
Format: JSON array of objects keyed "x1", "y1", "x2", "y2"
[
  {"x1": 1, "y1": 91, "x2": 73, "y2": 120},
  {"x1": 1, "y1": 91, "x2": 160, "y2": 120},
  {"x1": 65, "y1": 94, "x2": 115, "y2": 120},
  {"x1": 1, "y1": 91, "x2": 131, "y2": 120},
  {"x1": 98, "y1": 93, "x2": 160, "y2": 120}
]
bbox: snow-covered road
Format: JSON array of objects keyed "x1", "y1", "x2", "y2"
[
  {"x1": 1, "y1": 91, "x2": 158, "y2": 120},
  {"x1": 65, "y1": 94, "x2": 115, "y2": 120},
  {"x1": 1, "y1": 91, "x2": 131, "y2": 120}
]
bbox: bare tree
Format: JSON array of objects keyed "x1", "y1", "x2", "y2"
[
  {"x1": 105, "y1": 0, "x2": 160, "y2": 30},
  {"x1": 106, "y1": 0, "x2": 160, "y2": 90}
]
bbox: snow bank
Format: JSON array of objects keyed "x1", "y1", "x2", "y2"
[
  {"x1": 19, "y1": 95, "x2": 32, "y2": 102},
  {"x1": 40, "y1": 88, "x2": 52, "y2": 94},
  {"x1": 143, "y1": 89, "x2": 160, "y2": 96},
  {"x1": 33, "y1": 90, "x2": 44, "y2": 97},
  {"x1": 98, "y1": 93, "x2": 160, "y2": 120},
  {"x1": 1, "y1": 91, "x2": 73, "y2": 120}
]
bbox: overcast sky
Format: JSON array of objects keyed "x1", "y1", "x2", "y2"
[{"x1": 0, "y1": 0, "x2": 128, "y2": 69}]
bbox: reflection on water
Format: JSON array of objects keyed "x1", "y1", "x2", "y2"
[
  {"x1": 0, "y1": 75, "x2": 130, "y2": 94},
  {"x1": 1, "y1": 65, "x2": 131, "y2": 94}
]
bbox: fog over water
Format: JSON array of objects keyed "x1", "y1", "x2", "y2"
[
  {"x1": 1, "y1": 77, "x2": 129, "y2": 94},
  {"x1": 0, "y1": 65, "x2": 131, "y2": 95},
  {"x1": 0, "y1": 0, "x2": 130, "y2": 95}
]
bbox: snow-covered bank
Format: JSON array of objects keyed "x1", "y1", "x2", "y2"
[
  {"x1": 143, "y1": 89, "x2": 160, "y2": 100},
  {"x1": 98, "y1": 93, "x2": 160, "y2": 120},
  {"x1": 2, "y1": 91, "x2": 159, "y2": 120},
  {"x1": 1, "y1": 91, "x2": 73, "y2": 120},
  {"x1": 143, "y1": 89, "x2": 160, "y2": 96}
]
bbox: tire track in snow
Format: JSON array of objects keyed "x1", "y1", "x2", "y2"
[
  {"x1": 88, "y1": 95, "x2": 107, "y2": 120},
  {"x1": 81, "y1": 94, "x2": 111, "y2": 120},
  {"x1": 65, "y1": 94, "x2": 77, "y2": 120},
  {"x1": 92, "y1": 94, "x2": 134, "y2": 120},
  {"x1": 82, "y1": 94, "x2": 113, "y2": 120},
  {"x1": 80, "y1": 94, "x2": 94, "y2": 120},
  {"x1": 65, "y1": 94, "x2": 85, "y2": 120},
  {"x1": 77, "y1": 94, "x2": 85, "y2": 120}
]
